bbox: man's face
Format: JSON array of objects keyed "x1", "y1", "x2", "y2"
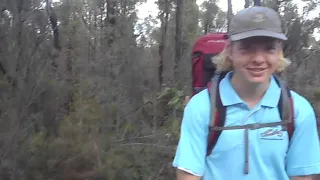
[{"x1": 228, "y1": 36, "x2": 282, "y2": 84}]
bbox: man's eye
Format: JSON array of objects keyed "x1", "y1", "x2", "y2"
[
  {"x1": 239, "y1": 46, "x2": 250, "y2": 50},
  {"x1": 265, "y1": 45, "x2": 276, "y2": 51}
]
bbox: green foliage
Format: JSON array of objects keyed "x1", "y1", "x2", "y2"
[
  {"x1": 157, "y1": 87, "x2": 185, "y2": 112},
  {"x1": 15, "y1": 77, "x2": 179, "y2": 180},
  {"x1": 165, "y1": 116, "x2": 182, "y2": 140},
  {"x1": 157, "y1": 87, "x2": 186, "y2": 140}
]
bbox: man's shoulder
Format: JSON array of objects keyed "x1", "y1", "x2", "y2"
[
  {"x1": 289, "y1": 90, "x2": 316, "y2": 123},
  {"x1": 290, "y1": 90, "x2": 313, "y2": 111},
  {"x1": 188, "y1": 89, "x2": 210, "y2": 105},
  {"x1": 185, "y1": 89, "x2": 211, "y2": 119}
]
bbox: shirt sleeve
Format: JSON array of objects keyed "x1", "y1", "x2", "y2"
[
  {"x1": 286, "y1": 99, "x2": 320, "y2": 176},
  {"x1": 172, "y1": 97, "x2": 208, "y2": 176}
]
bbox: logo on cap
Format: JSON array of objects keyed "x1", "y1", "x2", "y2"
[{"x1": 252, "y1": 13, "x2": 266, "y2": 23}]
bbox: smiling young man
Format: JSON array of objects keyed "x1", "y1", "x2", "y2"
[{"x1": 172, "y1": 6, "x2": 320, "y2": 180}]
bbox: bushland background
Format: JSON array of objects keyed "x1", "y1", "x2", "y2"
[{"x1": 0, "y1": 0, "x2": 319, "y2": 179}]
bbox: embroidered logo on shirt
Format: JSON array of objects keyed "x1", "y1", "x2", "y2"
[{"x1": 260, "y1": 128, "x2": 284, "y2": 140}]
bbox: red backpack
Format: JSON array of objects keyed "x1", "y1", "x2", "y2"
[
  {"x1": 191, "y1": 33, "x2": 228, "y2": 96},
  {"x1": 191, "y1": 33, "x2": 295, "y2": 173}
]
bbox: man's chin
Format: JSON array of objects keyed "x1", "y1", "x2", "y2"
[
  {"x1": 247, "y1": 76, "x2": 269, "y2": 85},
  {"x1": 244, "y1": 70, "x2": 270, "y2": 84}
]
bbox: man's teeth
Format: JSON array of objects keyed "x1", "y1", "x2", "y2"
[{"x1": 249, "y1": 68, "x2": 264, "y2": 72}]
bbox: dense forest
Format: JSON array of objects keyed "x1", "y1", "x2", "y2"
[{"x1": 0, "y1": 0, "x2": 319, "y2": 179}]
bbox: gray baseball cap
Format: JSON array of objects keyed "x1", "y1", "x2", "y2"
[{"x1": 228, "y1": 6, "x2": 287, "y2": 41}]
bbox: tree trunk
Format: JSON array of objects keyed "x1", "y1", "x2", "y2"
[
  {"x1": 174, "y1": 0, "x2": 183, "y2": 85},
  {"x1": 64, "y1": 0, "x2": 73, "y2": 116},
  {"x1": 253, "y1": 0, "x2": 261, "y2": 6},
  {"x1": 106, "y1": 0, "x2": 116, "y2": 47},
  {"x1": 227, "y1": 0, "x2": 233, "y2": 31},
  {"x1": 158, "y1": 0, "x2": 169, "y2": 90},
  {"x1": 244, "y1": 0, "x2": 250, "y2": 8}
]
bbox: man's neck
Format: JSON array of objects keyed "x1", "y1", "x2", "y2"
[{"x1": 231, "y1": 74, "x2": 270, "y2": 108}]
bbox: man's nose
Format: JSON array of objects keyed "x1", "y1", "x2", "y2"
[{"x1": 251, "y1": 49, "x2": 265, "y2": 63}]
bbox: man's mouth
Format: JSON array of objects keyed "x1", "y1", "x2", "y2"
[{"x1": 247, "y1": 68, "x2": 266, "y2": 72}]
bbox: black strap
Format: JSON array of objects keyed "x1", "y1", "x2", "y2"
[
  {"x1": 274, "y1": 75, "x2": 294, "y2": 140},
  {"x1": 206, "y1": 72, "x2": 227, "y2": 156}
]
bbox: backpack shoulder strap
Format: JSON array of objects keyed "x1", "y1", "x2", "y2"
[
  {"x1": 206, "y1": 71, "x2": 227, "y2": 156},
  {"x1": 274, "y1": 75, "x2": 295, "y2": 140}
]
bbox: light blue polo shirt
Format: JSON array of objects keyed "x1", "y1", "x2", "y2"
[{"x1": 172, "y1": 72, "x2": 320, "y2": 180}]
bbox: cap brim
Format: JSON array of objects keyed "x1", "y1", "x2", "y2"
[{"x1": 230, "y1": 29, "x2": 288, "y2": 41}]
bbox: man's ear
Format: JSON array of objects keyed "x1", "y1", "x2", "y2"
[
  {"x1": 226, "y1": 41, "x2": 233, "y2": 61},
  {"x1": 278, "y1": 40, "x2": 285, "y2": 50}
]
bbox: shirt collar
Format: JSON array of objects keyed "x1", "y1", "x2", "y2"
[{"x1": 219, "y1": 71, "x2": 281, "y2": 107}]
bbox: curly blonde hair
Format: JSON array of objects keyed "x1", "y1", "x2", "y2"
[{"x1": 212, "y1": 46, "x2": 292, "y2": 73}]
